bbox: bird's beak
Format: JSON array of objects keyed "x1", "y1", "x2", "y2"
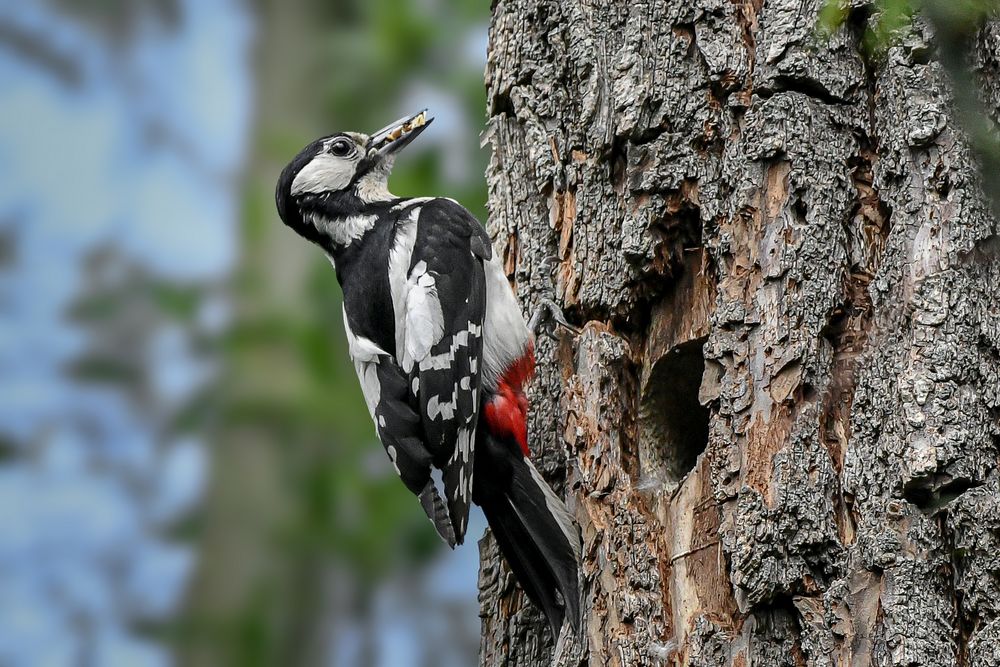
[{"x1": 368, "y1": 109, "x2": 433, "y2": 158}]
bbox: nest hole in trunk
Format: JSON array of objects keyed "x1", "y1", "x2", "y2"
[{"x1": 638, "y1": 336, "x2": 710, "y2": 486}]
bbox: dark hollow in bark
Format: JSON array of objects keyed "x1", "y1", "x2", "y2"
[{"x1": 639, "y1": 336, "x2": 710, "y2": 485}]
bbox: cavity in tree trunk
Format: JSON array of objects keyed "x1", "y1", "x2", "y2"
[{"x1": 477, "y1": 2, "x2": 1000, "y2": 665}]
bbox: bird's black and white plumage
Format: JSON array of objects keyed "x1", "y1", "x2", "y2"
[{"x1": 275, "y1": 111, "x2": 581, "y2": 637}]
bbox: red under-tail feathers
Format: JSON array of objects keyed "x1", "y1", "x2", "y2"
[{"x1": 482, "y1": 341, "x2": 535, "y2": 456}]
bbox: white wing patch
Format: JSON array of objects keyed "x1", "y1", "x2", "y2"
[
  {"x1": 388, "y1": 209, "x2": 420, "y2": 366},
  {"x1": 388, "y1": 208, "x2": 448, "y2": 373},
  {"x1": 403, "y1": 260, "x2": 445, "y2": 369},
  {"x1": 342, "y1": 305, "x2": 390, "y2": 420}
]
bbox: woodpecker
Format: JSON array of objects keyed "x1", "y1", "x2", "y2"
[{"x1": 275, "y1": 110, "x2": 581, "y2": 636}]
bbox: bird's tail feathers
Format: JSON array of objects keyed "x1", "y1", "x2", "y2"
[
  {"x1": 418, "y1": 478, "x2": 457, "y2": 547},
  {"x1": 480, "y1": 454, "x2": 582, "y2": 638}
]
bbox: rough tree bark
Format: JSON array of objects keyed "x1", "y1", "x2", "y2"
[{"x1": 477, "y1": 1, "x2": 1000, "y2": 665}]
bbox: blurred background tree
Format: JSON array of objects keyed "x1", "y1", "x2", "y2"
[{"x1": 0, "y1": 1, "x2": 488, "y2": 666}]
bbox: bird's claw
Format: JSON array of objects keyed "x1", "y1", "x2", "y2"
[{"x1": 528, "y1": 298, "x2": 580, "y2": 340}]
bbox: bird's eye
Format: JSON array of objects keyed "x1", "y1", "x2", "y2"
[{"x1": 329, "y1": 139, "x2": 354, "y2": 157}]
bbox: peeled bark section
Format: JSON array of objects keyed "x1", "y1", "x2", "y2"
[{"x1": 478, "y1": 1, "x2": 1000, "y2": 665}]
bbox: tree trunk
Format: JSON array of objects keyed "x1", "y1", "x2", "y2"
[{"x1": 477, "y1": 2, "x2": 1000, "y2": 666}]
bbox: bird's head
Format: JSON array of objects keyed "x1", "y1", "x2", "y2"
[{"x1": 275, "y1": 110, "x2": 432, "y2": 242}]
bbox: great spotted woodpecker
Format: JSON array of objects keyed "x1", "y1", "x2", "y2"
[{"x1": 275, "y1": 110, "x2": 581, "y2": 636}]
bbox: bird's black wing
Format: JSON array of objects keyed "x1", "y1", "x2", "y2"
[
  {"x1": 401, "y1": 198, "x2": 491, "y2": 544},
  {"x1": 342, "y1": 198, "x2": 491, "y2": 546},
  {"x1": 341, "y1": 306, "x2": 455, "y2": 542}
]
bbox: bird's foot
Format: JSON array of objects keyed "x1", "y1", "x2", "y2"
[{"x1": 528, "y1": 298, "x2": 580, "y2": 340}]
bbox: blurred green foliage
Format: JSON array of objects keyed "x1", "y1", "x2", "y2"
[
  {"x1": 817, "y1": 0, "x2": 913, "y2": 54},
  {"x1": 818, "y1": 0, "x2": 1000, "y2": 54}
]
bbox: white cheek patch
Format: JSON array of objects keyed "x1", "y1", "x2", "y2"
[{"x1": 291, "y1": 154, "x2": 356, "y2": 195}]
